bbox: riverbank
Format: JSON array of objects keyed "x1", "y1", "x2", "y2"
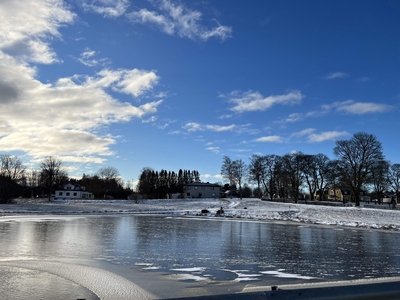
[{"x1": 2, "y1": 197, "x2": 400, "y2": 231}]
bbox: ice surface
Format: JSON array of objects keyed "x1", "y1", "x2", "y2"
[
  {"x1": 2, "y1": 198, "x2": 400, "y2": 231},
  {"x1": 0, "y1": 260, "x2": 155, "y2": 300},
  {"x1": 171, "y1": 267, "x2": 207, "y2": 272},
  {"x1": 261, "y1": 270, "x2": 316, "y2": 280}
]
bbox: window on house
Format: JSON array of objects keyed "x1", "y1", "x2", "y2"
[
  {"x1": 187, "y1": 192, "x2": 190, "y2": 196},
  {"x1": 73, "y1": 192, "x2": 77, "y2": 196},
  {"x1": 66, "y1": 192, "x2": 70, "y2": 196},
  {"x1": 195, "y1": 186, "x2": 198, "y2": 190},
  {"x1": 59, "y1": 192, "x2": 63, "y2": 196}
]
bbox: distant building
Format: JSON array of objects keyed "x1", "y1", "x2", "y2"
[
  {"x1": 54, "y1": 182, "x2": 94, "y2": 200},
  {"x1": 327, "y1": 187, "x2": 369, "y2": 203},
  {"x1": 184, "y1": 182, "x2": 221, "y2": 198}
]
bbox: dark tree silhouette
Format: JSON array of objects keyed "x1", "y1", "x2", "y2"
[
  {"x1": 334, "y1": 132, "x2": 384, "y2": 206},
  {"x1": 40, "y1": 156, "x2": 67, "y2": 201}
]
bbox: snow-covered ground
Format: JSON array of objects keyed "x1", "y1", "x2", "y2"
[{"x1": 1, "y1": 197, "x2": 400, "y2": 231}]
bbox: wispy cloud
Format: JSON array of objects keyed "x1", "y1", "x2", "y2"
[
  {"x1": 307, "y1": 131, "x2": 349, "y2": 142},
  {"x1": 291, "y1": 128, "x2": 349, "y2": 143},
  {"x1": 325, "y1": 72, "x2": 349, "y2": 79},
  {"x1": 127, "y1": 0, "x2": 232, "y2": 41},
  {"x1": 81, "y1": 0, "x2": 130, "y2": 18},
  {"x1": 357, "y1": 76, "x2": 371, "y2": 82},
  {"x1": 279, "y1": 99, "x2": 393, "y2": 124},
  {"x1": 206, "y1": 147, "x2": 220, "y2": 154},
  {"x1": 218, "y1": 114, "x2": 233, "y2": 119},
  {"x1": 322, "y1": 100, "x2": 393, "y2": 115},
  {"x1": 183, "y1": 122, "x2": 258, "y2": 134},
  {"x1": 142, "y1": 116, "x2": 158, "y2": 123},
  {"x1": 225, "y1": 90, "x2": 304, "y2": 113},
  {"x1": 229, "y1": 148, "x2": 252, "y2": 152},
  {"x1": 254, "y1": 136, "x2": 283, "y2": 143},
  {"x1": 76, "y1": 48, "x2": 109, "y2": 67}
]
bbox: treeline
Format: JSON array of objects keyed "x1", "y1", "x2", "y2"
[
  {"x1": 137, "y1": 168, "x2": 200, "y2": 199},
  {"x1": 0, "y1": 155, "x2": 131, "y2": 203},
  {"x1": 79, "y1": 166, "x2": 130, "y2": 199},
  {"x1": 221, "y1": 132, "x2": 400, "y2": 206}
]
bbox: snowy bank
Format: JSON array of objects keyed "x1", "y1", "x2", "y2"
[{"x1": 1, "y1": 198, "x2": 400, "y2": 231}]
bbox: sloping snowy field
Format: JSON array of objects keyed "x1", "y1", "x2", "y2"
[{"x1": 1, "y1": 198, "x2": 400, "y2": 231}]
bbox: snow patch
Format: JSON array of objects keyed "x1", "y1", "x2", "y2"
[{"x1": 261, "y1": 270, "x2": 316, "y2": 280}]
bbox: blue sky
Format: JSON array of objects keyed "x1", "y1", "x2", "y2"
[{"x1": 1, "y1": 0, "x2": 399, "y2": 187}]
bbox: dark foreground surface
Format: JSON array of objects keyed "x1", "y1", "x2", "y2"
[{"x1": 171, "y1": 279, "x2": 400, "y2": 300}]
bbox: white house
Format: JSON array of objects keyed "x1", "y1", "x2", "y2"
[
  {"x1": 184, "y1": 182, "x2": 221, "y2": 198},
  {"x1": 55, "y1": 182, "x2": 94, "y2": 200}
]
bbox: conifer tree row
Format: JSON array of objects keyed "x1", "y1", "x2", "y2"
[{"x1": 137, "y1": 168, "x2": 200, "y2": 199}]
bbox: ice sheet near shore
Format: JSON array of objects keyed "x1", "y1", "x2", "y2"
[{"x1": 1, "y1": 198, "x2": 400, "y2": 231}]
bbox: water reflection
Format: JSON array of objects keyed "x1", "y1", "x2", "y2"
[{"x1": 1, "y1": 215, "x2": 400, "y2": 285}]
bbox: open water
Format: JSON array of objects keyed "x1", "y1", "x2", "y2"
[{"x1": 0, "y1": 215, "x2": 400, "y2": 299}]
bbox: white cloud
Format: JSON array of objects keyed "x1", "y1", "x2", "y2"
[
  {"x1": 205, "y1": 124, "x2": 236, "y2": 132},
  {"x1": 0, "y1": 0, "x2": 75, "y2": 64},
  {"x1": 206, "y1": 147, "x2": 220, "y2": 154},
  {"x1": 325, "y1": 72, "x2": 349, "y2": 79},
  {"x1": 279, "y1": 99, "x2": 393, "y2": 124},
  {"x1": 306, "y1": 131, "x2": 349, "y2": 143},
  {"x1": 290, "y1": 128, "x2": 349, "y2": 143},
  {"x1": 77, "y1": 48, "x2": 109, "y2": 67},
  {"x1": 291, "y1": 128, "x2": 316, "y2": 137},
  {"x1": 81, "y1": 0, "x2": 130, "y2": 18},
  {"x1": 254, "y1": 136, "x2": 283, "y2": 143},
  {"x1": 334, "y1": 101, "x2": 393, "y2": 114},
  {"x1": 0, "y1": 50, "x2": 162, "y2": 164},
  {"x1": 280, "y1": 113, "x2": 304, "y2": 123},
  {"x1": 202, "y1": 173, "x2": 222, "y2": 181},
  {"x1": 229, "y1": 148, "x2": 252, "y2": 152},
  {"x1": 357, "y1": 76, "x2": 371, "y2": 82},
  {"x1": 183, "y1": 122, "x2": 203, "y2": 132},
  {"x1": 66, "y1": 68, "x2": 159, "y2": 98},
  {"x1": 183, "y1": 122, "x2": 257, "y2": 134},
  {"x1": 142, "y1": 116, "x2": 158, "y2": 123},
  {"x1": 127, "y1": 0, "x2": 232, "y2": 41},
  {"x1": 227, "y1": 90, "x2": 304, "y2": 113},
  {"x1": 219, "y1": 114, "x2": 233, "y2": 119}
]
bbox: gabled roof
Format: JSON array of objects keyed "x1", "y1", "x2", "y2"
[
  {"x1": 56, "y1": 182, "x2": 86, "y2": 191},
  {"x1": 184, "y1": 182, "x2": 220, "y2": 187}
]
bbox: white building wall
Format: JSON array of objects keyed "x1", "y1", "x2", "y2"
[{"x1": 184, "y1": 184, "x2": 221, "y2": 198}]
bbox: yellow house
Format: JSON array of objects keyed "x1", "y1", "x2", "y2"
[{"x1": 328, "y1": 187, "x2": 369, "y2": 202}]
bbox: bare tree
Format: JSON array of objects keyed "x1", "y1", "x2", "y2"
[
  {"x1": 259, "y1": 154, "x2": 281, "y2": 201},
  {"x1": 334, "y1": 132, "x2": 384, "y2": 206},
  {"x1": 301, "y1": 153, "x2": 331, "y2": 200},
  {"x1": 248, "y1": 154, "x2": 264, "y2": 198},
  {"x1": 26, "y1": 169, "x2": 40, "y2": 188},
  {"x1": 281, "y1": 152, "x2": 305, "y2": 203},
  {"x1": 0, "y1": 155, "x2": 26, "y2": 203},
  {"x1": 388, "y1": 163, "x2": 400, "y2": 202},
  {"x1": 221, "y1": 156, "x2": 236, "y2": 192},
  {"x1": 96, "y1": 166, "x2": 121, "y2": 198},
  {"x1": 370, "y1": 160, "x2": 390, "y2": 204},
  {"x1": 40, "y1": 156, "x2": 67, "y2": 201},
  {"x1": 232, "y1": 159, "x2": 247, "y2": 199}
]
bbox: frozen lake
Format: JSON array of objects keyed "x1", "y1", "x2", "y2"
[{"x1": 1, "y1": 215, "x2": 400, "y2": 298}]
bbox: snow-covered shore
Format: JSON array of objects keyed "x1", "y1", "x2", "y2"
[{"x1": 1, "y1": 198, "x2": 400, "y2": 231}]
